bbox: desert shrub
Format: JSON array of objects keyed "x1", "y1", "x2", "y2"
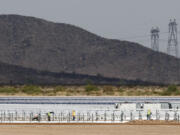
[
  {"x1": 167, "y1": 85, "x2": 178, "y2": 92},
  {"x1": 152, "y1": 90, "x2": 161, "y2": 95},
  {"x1": 161, "y1": 90, "x2": 171, "y2": 96},
  {"x1": 21, "y1": 85, "x2": 42, "y2": 95},
  {"x1": 0, "y1": 87, "x2": 18, "y2": 94},
  {"x1": 134, "y1": 90, "x2": 143, "y2": 96},
  {"x1": 118, "y1": 88, "x2": 125, "y2": 93},
  {"x1": 103, "y1": 86, "x2": 113, "y2": 93},
  {"x1": 106, "y1": 91, "x2": 114, "y2": 95},
  {"x1": 95, "y1": 91, "x2": 102, "y2": 96},
  {"x1": 103, "y1": 86, "x2": 114, "y2": 95},
  {"x1": 161, "y1": 85, "x2": 179, "y2": 96},
  {"x1": 55, "y1": 86, "x2": 65, "y2": 91},
  {"x1": 85, "y1": 84, "x2": 99, "y2": 92},
  {"x1": 126, "y1": 90, "x2": 134, "y2": 96},
  {"x1": 175, "y1": 90, "x2": 180, "y2": 95},
  {"x1": 54, "y1": 86, "x2": 66, "y2": 94}
]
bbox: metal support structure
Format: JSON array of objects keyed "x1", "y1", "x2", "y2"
[
  {"x1": 0, "y1": 109, "x2": 178, "y2": 123},
  {"x1": 138, "y1": 111, "x2": 142, "y2": 120},
  {"x1": 167, "y1": 19, "x2": 179, "y2": 57},
  {"x1": 151, "y1": 27, "x2": 160, "y2": 51},
  {"x1": 156, "y1": 110, "x2": 160, "y2": 120},
  {"x1": 165, "y1": 112, "x2": 170, "y2": 121}
]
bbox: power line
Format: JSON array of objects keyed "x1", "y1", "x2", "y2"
[
  {"x1": 167, "y1": 19, "x2": 178, "y2": 57},
  {"x1": 151, "y1": 27, "x2": 160, "y2": 51}
]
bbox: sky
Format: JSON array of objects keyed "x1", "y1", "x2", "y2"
[{"x1": 0, "y1": 0, "x2": 180, "y2": 53}]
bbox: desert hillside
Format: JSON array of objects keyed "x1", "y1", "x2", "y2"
[{"x1": 0, "y1": 15, "x2": 179, "y2": 84}]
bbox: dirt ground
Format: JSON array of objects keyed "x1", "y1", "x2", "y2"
[
  {"x1": 0, "y1": 125, "x2": 180, "y2": 135},
  {"x1": 128, "y1": 120, "x2": 180, "y2": 125}
]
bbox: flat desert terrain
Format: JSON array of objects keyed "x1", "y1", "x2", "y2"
[{"x1": 0, "y1": 125, "x2": 180, "y2": 135}]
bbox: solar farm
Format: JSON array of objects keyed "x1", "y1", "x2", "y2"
[{"x1": 0, "y1": 97, "x2": 180, "y2": 123}]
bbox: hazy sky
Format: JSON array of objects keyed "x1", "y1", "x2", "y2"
[{"x1": 0, "y1": 0, "x2": 180, "y2": 53}]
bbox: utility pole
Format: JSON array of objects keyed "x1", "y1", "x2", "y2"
[
  {"x1": 167, "y1": 19, "x2": 178, "y2": 57},
  {"x1": 151, "y1": 27, "x2": 160, "y2": 51}
]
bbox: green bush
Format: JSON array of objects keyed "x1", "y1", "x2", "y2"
[
  {"x1": 161, "y1": 85, "x2": 179, "y2": 96},
  {"x1": 21, "y1": 85, "x2": 42, "y2": 95},
  {"x1": 167, "y1": 85, "x2": 178, "y2": 92},
  {"x1": 161, "y1": 90, "x2": 171, "y2": 96},
  {"x1": 175, "y1": 90, "x2": 180, "y2": 95},
  {"x1": 85, "y1": 84, "x2": 99, "y2": 92},
  {"x1": 0, "y1": 87, "x2": 18, "y2": 94}
]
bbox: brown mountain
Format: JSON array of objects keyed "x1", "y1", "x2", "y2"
[{"x1": 0, "y1": 14, "x2": 179, "y2": 85}]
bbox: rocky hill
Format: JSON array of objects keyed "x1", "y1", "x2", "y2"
[
  {"x1": 0, "y1": 61, "x2": 155, "y2": 85},
  {"x1": 0, "y1": 14, "x2": 179, "y2": 85}
]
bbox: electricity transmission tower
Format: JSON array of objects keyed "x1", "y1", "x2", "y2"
[
  {"x1": 167, "y1": 19, "x2": 178, "y2": 57},
  {"x1": 151, "y1": 27, "x2": 160, "y2": 51}
]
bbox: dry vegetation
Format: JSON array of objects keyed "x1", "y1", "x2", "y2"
[{"x1": 0, "y1": 84, "x2": 180, "y2": 96}]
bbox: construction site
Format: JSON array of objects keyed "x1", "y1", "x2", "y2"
[
  {"x1": 0, "y1": 97, "x2": 179, "y2": 135},
  {"x1": 0, "y1": 97, "x2": 179, "y2": 123},
  {"x1": 1, "y1": 1, "x2": 180, "y2": 134}
]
